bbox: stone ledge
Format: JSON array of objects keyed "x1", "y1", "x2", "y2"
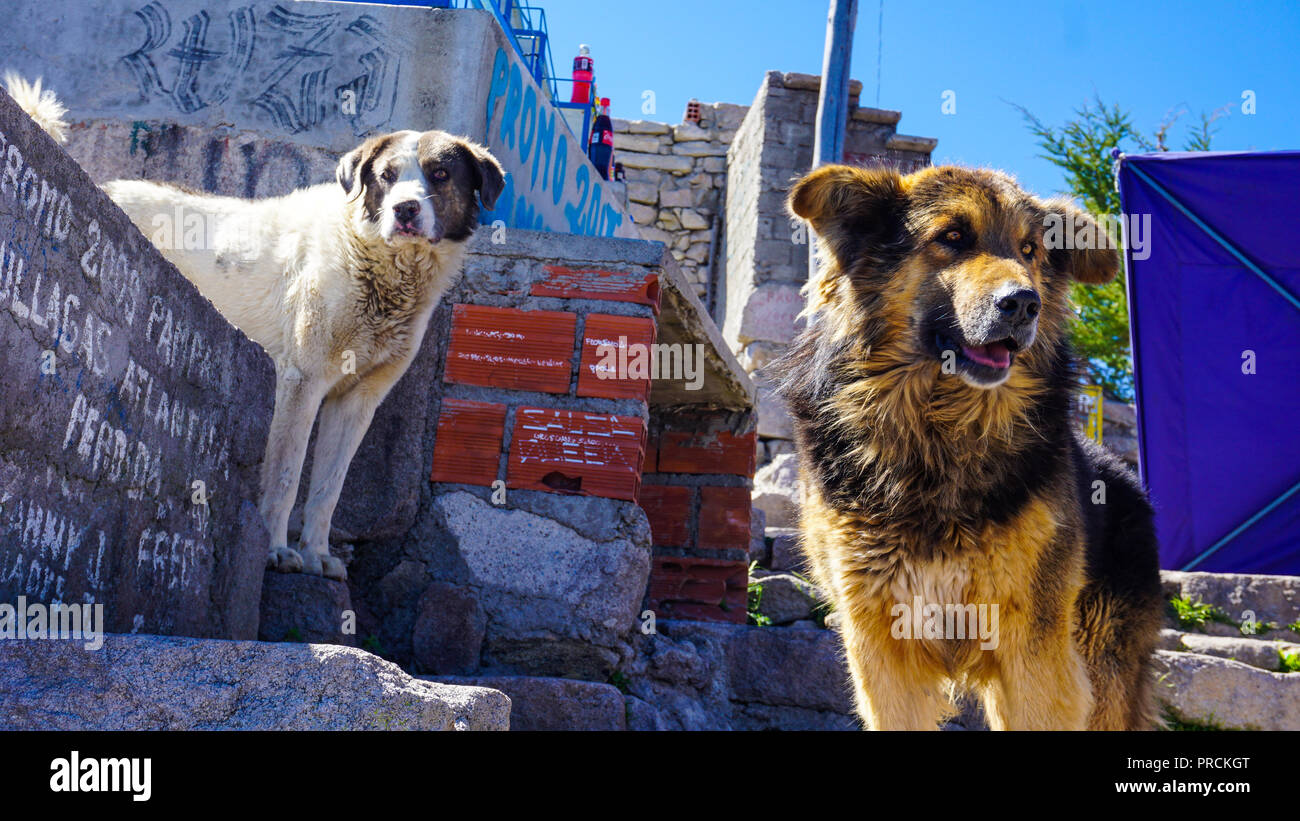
[
  {"x1": 0, "y1": 634, "x2": 510, "y2": 730},
  {"x1": 886, "y1": 133, "x2": 939, "y2": 153},
  {"x1": 1153, "y1": 649, "x2": 1300, "y2": 730}
]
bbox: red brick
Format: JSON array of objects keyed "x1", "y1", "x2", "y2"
[
  {"x1": 444, "y1": 304, "x2": 576, "y2": 394},
  {"x1": 698, "y1": 486, "x2": 751, "y2": 552},
  {"x1": 638, "y1": 485, "x2": 692, "y2": 548},
  {"x1": 532, "y1": 265, "x2": 661, "y2": 313},
  {"x1": 656, "y1": 430, "x2": 756, "y2": 477},
  {"x1": 430, "y1": 399, "x2": 507, "y2": 486},
  {"x1": 576, "y1": 314, "x2": 657, "y2": 401},
  {"x1": 648, "y1": 557, "x2": 747, "y2": 624},
  {"x1": 507, "y1": 407, "x2": 646, "y2": 501}
]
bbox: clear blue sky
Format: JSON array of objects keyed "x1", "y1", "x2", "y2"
[{"x1": 538, "y1": 0, "x2": 1299, "y2": 198}]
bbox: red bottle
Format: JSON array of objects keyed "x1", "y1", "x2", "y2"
[{"x1": 571, "y1": 44, "x2": 593, "y2": 104}]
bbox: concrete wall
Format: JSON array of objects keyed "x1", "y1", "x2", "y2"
[
  {"x1": 2, "y1": 0, "x2": 634, "y2": 237},
  {"x1": 722, "y1": 71, "x2": 936, "y2": 462},
  {"x1": 0, "y1": 82, "x2": 272, "y2": 639}
]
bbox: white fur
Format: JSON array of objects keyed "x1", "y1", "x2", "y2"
[{"x1": 4, "y1": 73, "x2": 69, "y2": 143}]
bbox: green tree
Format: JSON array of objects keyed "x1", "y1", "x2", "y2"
[{"x1": 1011, "y1": 97, "x2": 1229, "y2": 400}]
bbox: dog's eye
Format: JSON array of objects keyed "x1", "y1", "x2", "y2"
[
  {"x1": 938, "y1": 229, "x2": 965, "y2": 247},
  {"x1": 381, "y1": 167, "x2": 398, "y2": 184},
  {"x1": 431, "y1": 168, "x2": 449, "y2": 181},
  {"x1": 1021, "y1": 241, "x2": 1036, "y2": 258}
]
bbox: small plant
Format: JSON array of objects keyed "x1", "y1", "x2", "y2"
[
  {"x1": 608, "y1": 671, "x2": 631, "y2": 694},
  {"x1": 1168, "y1": 596, "x2": 1234, "y2": 631},
  {"x1": 1279, "y1": 647, "x2": 1300, "y2": 674},
  {"x1": 747, "y1": 562, "x2": 772, "y2": 627},
  {"x1": 1160, "y1": 704, "x2": 1229, "y2": 732},
  {"x1": 1287, "y1": 620, "x2": 1300, "y2": 636},
  {"x1": 1239, "y1": 618, "x2": 1277, "y2": 637},
  {"x1": 283, "y1": 627, "x2": 303, "y2": 642},
  {"x1": 361, "y1": 634, "x2": 388, "y2": 657}
]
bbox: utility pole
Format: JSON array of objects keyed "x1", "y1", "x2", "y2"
[{"x1": 808, "y1": 0, "x2": 858, "y2": 277}]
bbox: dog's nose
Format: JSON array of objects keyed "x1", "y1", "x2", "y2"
[
  {"x1": 393, "y1": 200, "x2": 420, "y2": 225},
  {"x1": 995, "y1": 288, "x2": 1041, "y2": 325}
]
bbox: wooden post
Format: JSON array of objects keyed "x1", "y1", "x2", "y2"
[{"x1": 808, "y1": 0, "x2": 858, "y2": 278}]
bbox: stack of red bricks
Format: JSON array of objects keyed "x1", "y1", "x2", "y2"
[
  {"x1": 640, "y1": 422, "x2": 756, "y2": 624},
  {"x1": 430, "y1": 265, "x2": 660, "y2": 501}
]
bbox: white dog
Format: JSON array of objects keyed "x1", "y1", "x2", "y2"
[{"x1": 8, "y1": 74, "x2": 503, "y2": 581}]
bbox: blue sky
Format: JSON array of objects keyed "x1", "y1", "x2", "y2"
[{"x1": 538, "y1": 0, "x2": 1299, "y2": 198}]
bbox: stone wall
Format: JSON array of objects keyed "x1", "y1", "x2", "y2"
[
  {"x1": 612, "y1": 102, "x2": 749, "y2": 303},
  {"x1": 0, "y1": 81, "x2": 272, "y2": 639}
]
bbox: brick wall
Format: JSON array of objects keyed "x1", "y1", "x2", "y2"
[{"x1": 641, "y1": 415, "x2": 756, "y2": 624}]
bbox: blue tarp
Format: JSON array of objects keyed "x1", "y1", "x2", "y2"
[{"x1": 1119, "y1": 151, "x2": 1300, "y2": 575}]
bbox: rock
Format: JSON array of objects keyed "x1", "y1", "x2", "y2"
[
  {"x1": 1177, "y1": 632, "x2": 1300, "y2": 672},
  {"x1": 259, "y1": 572, "x2": 356, "y2": 646},
  {"x1": 674, "y1": 141, "x2": 726, "y2": 157},
  {"x1": 411, "y1": 582, "x2": 486, "y2": 675},
  {"x1": 659, "y1": 187, "x2": 693, "y2": 208},
  {"x1": 1156, "y1": 627, "x2": 1185, "y2": 650},
  {"x1": 1102, "y1": 399, "x2": 1138, "y2": 427},
  {"x1": 628, "y1": 202, "x2": 657, "y2": 225},
  {"x1": 736, "y1": 283, "x2": 805, "y2": 345},
  {"x1": 620, "y1": 119, "x2": 671, "y2": 135},
  {"x1": 756, "y1": 385, "x2": 795, "y2": 439},
  {"x1": 612, "y1": 134, "x2": 663, "y2": 154},
  {"x1": 769, "y1": 527, "x2": 804, "y2": 572},
  {"x1": 702, "y1": 156, "x2": 727, "y2": 173},
  {"x1": 431, "y1": 491, "x2": 651, "y2": 679},
  {"x1": 618, "y1": 152, "x2": 694, "y2": 174},
  {"x1": 1152, "y1": 649, "x2": 1300, "y2": 731},
  {"x1": 753, "y1": 452, "x2": 800, "y2": 528},
  {"x1": 678, "y1": 208, "x2": 710, "y2": 230},
  {"x1": 626, "y1": 182, "x2": 658, "y2": 205},
  {"x1": 750, "y1": 572, "x2": 821, "y2": 625},
  {"x1": 749, "y1": 508, "x2": 770, "y2": 566},
  {"x1": 428, "y1": 675, "x2": 626, "y2": 730},
  {"x1": 0, "y1": 89, "x2": 274, "y2": 640},
  {"x1": 1163, "y1": 571, "x2": 1300, "y2": 628},
  {"x1": 0, "y1": 634, "x2": 510, "y2": 730},
  {"x1": 724, "y1": 623, "x2": 852, "y2": 713},
  {"x1": 738, "y1": 341, "x2": 785, "y2": 374},
  {"x1": 657, "y1": 210, "x2": 681, "y2": 231},
  {"x1": 672, "y1": 123, "x2": 710, "y2": 141}
]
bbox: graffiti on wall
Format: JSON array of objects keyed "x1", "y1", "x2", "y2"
[
  {"x1": 482, "y1": 47, "x2": 628, "y2": 239},
  {"x1": 120, "y1": 1, "x2": 403, "y2": 136}
]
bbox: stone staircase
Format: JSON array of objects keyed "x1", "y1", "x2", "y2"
[{"x1": 1153, "y1": 570, "x2": 1300, "y2": 731}]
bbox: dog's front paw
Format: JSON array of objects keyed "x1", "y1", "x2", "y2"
[
  {"x1": 268, "y1": 545, "x2": 304, "y2": 573},
  {"x1": 300, "y1": 550, "x2": 348, "y2": 582}
]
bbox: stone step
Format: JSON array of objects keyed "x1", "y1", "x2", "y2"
[
  {"x1": 1153, "y1": 649, "x2": 1300, "y2": 731},
  {"x1": 425, "y1": 675, "x2": 626, "y2": 731},
  {"x1": 1158, "y1": 628, "x2": 1300, "y2": 672},
  {"x1": 1162, "y1": 569, "x2": 1300, "y2": 628},
  {"x1": 0, "y1": 634, "x2": 510, "y2": 730}
]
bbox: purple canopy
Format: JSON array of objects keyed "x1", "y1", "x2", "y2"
[{"x1": 1118, "y1": 151, "x2": 1300, "y2": 575}]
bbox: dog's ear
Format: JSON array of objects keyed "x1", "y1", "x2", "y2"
[
  {"x1": 465, "y1": 142, "x2": 505, "y2": 210},
  {"x1": 789, "y1": 164, "x2": 908, "y2": 266},
  {"x1": 336, "y1": 146, "x2": 364, "y2": 197},
  {"x1": 1042, "y1": 199, "x2": 1121, "y2": 284}
]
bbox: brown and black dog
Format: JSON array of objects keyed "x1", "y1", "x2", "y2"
[{"x1": 774, "y1": 164, "x2": 1162, "y2": 730}]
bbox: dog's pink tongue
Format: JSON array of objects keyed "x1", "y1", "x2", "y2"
[{"x1": 962, "y1": 341, "x2": 1011, "y2": 369}]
